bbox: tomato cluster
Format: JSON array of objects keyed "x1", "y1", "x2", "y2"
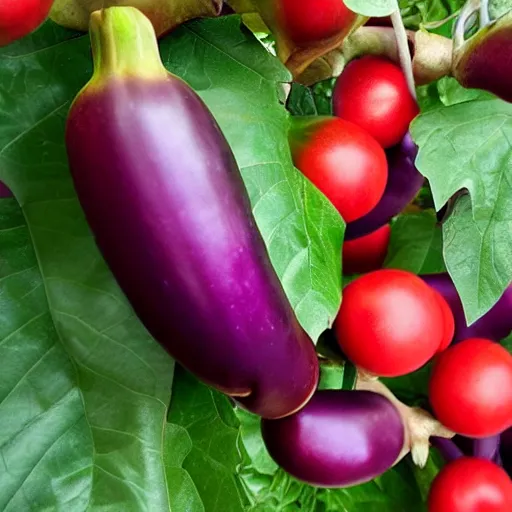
[{"x1": 289, "y1": 47, "x2": 512, "y2": 506}]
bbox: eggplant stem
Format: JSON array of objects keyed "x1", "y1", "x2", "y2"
[
  {"x1": 356, "y1": 371, "x2": 455, "y2": 468},
  {"x1": 390, "y1": 9, "x2": 416, "y2": 100}
]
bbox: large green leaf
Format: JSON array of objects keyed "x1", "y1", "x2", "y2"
[
  {"x1": 411, "y1": 98, "x2": 512, "y2": 324},
  {"x1": 0, "y1": 196, "x2": 174, "y2": 511}
]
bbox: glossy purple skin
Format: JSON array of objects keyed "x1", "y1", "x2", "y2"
[
  {"x1": 345, "y1": 133, "x2": 424, "y2": 240},
  {"x1": 261, "y1": 390, "x2": 405, "y2": 488},
  {"x1": 0, "y1": 181, "x2": 12, "y2": 198},
  {"x1": 66, "y1": 76, "x2": 319, "y2": 419},
  {"x1": 421, "y1": 273, "x2": 512, "y2": 344}
]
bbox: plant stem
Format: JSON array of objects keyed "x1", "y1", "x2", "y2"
[
  {"x1": 480, "y1": 0, "x2": 490, "y2": 27},
  {"x1": 390, "y1": 9, "x2": 416, "y2": 100}
]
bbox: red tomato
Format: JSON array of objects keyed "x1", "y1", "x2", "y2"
[
  {"x1": 342, "y1": 224, "x2": 391, "y2": 275},
  {"x1": 429, "y1": 338, "x2": 512, "y2": 437},
  {"x1": 333, "y1": 56, "x2": 419, "y2": 148},
  {"x1": 277, "y1": 0, "x2": 356, "y2": 45},
  {"x1": 334, "y1": 269, "x2": 445, "y2": 377},
  {"x1": 431, "y1": 289, "x2": 455, "y2": 352},
  {"x1": 428, "y1": 457, "x2": 512, "y2": 512},
  {"x1": 293, "y1": 118, "x2": 388, "y2": 223},
  {"x1": 0, "y1": 0, "x2": 54, "y2": 46}
]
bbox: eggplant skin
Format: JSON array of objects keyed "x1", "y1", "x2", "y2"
[
  {"x1": 66, "y1": 73, "x2": 319, "y2": 419},
  {"x1": 262, "y1": 390, "x2": 405, "y2": 488},
  {"x1": 421, "y1": 274, "x2": 512, "y2": 344}
]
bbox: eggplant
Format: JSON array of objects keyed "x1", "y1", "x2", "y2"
[
  {"x1": 65, "y1": 6, "x2": 319, "y2": 419},
  {"x1": 421, "y1": 273, "x2": 512, "y2": 344},
  {"x1": 0, "y1": 181, "x2": 12, "y2": 198},
  {"x1": 345, "y1": 133, "x2": 424, "y2": 241},
  {"x1": 261, "y1": 390, "x2": 405, "y2": 488}
]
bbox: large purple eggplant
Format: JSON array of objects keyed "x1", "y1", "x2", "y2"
[
  {"x1": 261, "y1": 390, "x2": 405, "y2": 488},
  {"x1": 421, "y1": 273, "x2": 512, "y2": 344},
  {"x1": 345, "y1": 133, "x2": 424, "y2": 240},
  {"x1": 65, "y1": 6, "x2": 319, "y2": 419}
]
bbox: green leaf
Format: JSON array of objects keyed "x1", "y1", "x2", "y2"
[
  {"x1": 165, "y1": 367, "x2": 245, "y2": 512},
  {"x1": 385, "y1": 211, "x2": 446, "y2": 275},
  {"x1": 0, "y1": 196, "x2": 174, "y2": 511},
  {"x1": 400, "y1": 0, "x2": 466, "y2": 32},
  {"x1": 411, "y1": 98, "x2": 512, "y2": 324},
  {"x1": 501, "y1": 332, "x2": 512, "y2": 353},
  {"x1": 345, "y1": 0, "x2": 397, "y2": 17},
  {"x1": 287, "y1": 83, "x2": 318, "y2": 116},
  {"x1": 159, "y1": 17, "x2": 344, "y2": 340},
  {"x1": 490, "y1": 0, "x2": 512, "y2": 19}
]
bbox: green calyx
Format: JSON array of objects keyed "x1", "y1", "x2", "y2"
[{"x1": 88, "y1": 6, "x2": 167, "y2": 84}]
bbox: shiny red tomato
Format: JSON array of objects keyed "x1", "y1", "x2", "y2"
[
  {"x1": 334, "y1": 269, "x2": 445, "y2": 377},
  {"x1": 429, "y1": 338, "x2": 512, "y2": 437},
  {"x1": 333, "y1": 56, "x2": 419, "y2": 148},
  {"x1": 342, "y1": 224, "x2": 391, "y2": 275},
  {"x1": 293, "y1": 118, "x2": 388, "y2": 223},
  {"x1": 432, "y1": 288, "x2": 455, "y2": 352},
  {"x1": 0, "y1": 0, "x2": 54, "y2": 46},
  {"x1": 428, "y1": 457, "x2": 512, "y2": 512},
  {"x1": 277, "y1": 0, "x2": 356, "y2": 44}
]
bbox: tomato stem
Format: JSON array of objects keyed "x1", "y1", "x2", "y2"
[{"x1": 390, "y1": 9, "x2": 416, "y2": 100}]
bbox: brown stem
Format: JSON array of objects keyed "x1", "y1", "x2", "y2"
[{"x1": 356, "y1": 371, "x2": 455, "y2": 468}]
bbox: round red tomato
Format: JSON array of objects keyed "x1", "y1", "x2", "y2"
[
  {"x1": 277, "y1": 0, "x2": 356, "y2": 45},
  {"x1": 342, "y1": 224, "x2": 391, "y2": 275},
  {"x1": 333, "y1": 56, "x2": 419, "y2": 149},
  {"x1": 334, "y1": 269, "x2": 445, "y2": 377},
  {"x1": 428, "y1": 457, "x2": 512, "y2": 512},
  {"x1": 293, "y1": 118, "x2": 388, "y2": 223},
  {"x1": 0, "y1": 0, "x2": 53, "y2": 46},
  {"x1": 429, "y1": 338, "x2": 512, "y2": 437},
  {"x1": 431, "y1": 289, "x2": 455, "y2": 352}
]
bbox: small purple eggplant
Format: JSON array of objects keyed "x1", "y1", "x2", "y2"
[
  {"x1": 453, "y1": 8, "x2": 512, "y2": 103},
  {"x1": 261, "y1": 390, "x2": 405, "y2": 488},
  {"x1": 65, "y1": 7, "x2": 319, "y2": 420},
  {"x1": 345, "y1": 133, "x2": 424, "y2": 240},
  {"x1": 421, "y1": 273, "x2": 512, "y2": 344}
]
